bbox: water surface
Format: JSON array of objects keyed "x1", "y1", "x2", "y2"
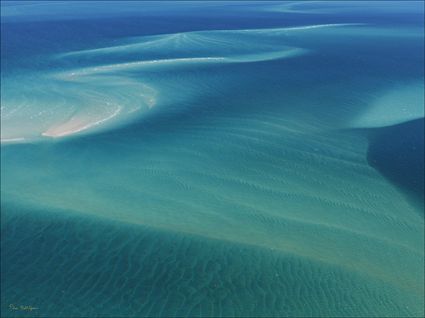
[{"x1": 1, "y1": 2, "x2": 424, "y2": 317}]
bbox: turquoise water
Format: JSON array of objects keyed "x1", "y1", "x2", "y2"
[{"x1": 1, "y1": 2, "x2": 424, "y2": 317}]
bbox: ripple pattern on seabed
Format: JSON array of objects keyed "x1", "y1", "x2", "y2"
[
  {"x1": 2, "y1": 105, "x2": 424, "y2": 316},
  {"x1": 1, "y1": 205, "x2": 421, "y2": 317},
  {"x1": 1, "y1": 16, "x2": 424, "y2": 318}
]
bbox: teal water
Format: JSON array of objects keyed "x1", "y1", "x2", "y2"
[{"x1": 1, "y1": 2, "x2": 424, "y2": 317}]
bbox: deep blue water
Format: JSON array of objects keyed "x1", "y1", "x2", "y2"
[
  {"x1": 1, "y1": 2, "x2": 424, "y2": 317},
  {"x1": 368, "y1": 118, "x2": 424, "y2": 210}
]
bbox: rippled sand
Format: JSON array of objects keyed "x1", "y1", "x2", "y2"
[{"x1": 1, "y1": 203, "x2": 421, "y2": 317}]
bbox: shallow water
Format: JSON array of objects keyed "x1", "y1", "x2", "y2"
[{"x1": 1, "y1": 2, "x2": 424, "y2": 317}]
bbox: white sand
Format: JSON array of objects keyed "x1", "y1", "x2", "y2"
[{"x1": 42, "y1": 106, "x2": 122, "y2": 138}]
